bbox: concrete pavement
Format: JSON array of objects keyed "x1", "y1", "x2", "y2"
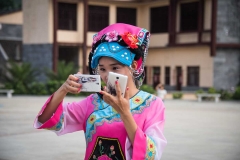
[{"x1": 0, "y1": 96, "x2": 240, "y2": 160}]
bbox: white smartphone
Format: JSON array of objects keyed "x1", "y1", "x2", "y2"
[{"x1": 107, "y1": 72, "x2": 128, "y2": 96}]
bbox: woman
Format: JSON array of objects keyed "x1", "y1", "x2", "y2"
[
  {"x1": 156, "y1": 83, "x2": 167, "y2": 102},
  {"x1": 34, "y1": 23, "x2": 167, "y2": 160}
]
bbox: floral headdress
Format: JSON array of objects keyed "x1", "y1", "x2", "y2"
[{"x1": 88, "y1": 23, "x2": 150, "y2": 88}]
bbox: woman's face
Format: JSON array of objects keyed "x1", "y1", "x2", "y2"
[{"x1": 98, "y1": 57, "x2": 132, "y2": 85}]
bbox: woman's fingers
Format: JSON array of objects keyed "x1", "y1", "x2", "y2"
[
  {"x1": 124, "y1": 87, "x2": 129, "y2": 100},
  {"x1": 65, "y1": 74, "x2": 82, "y2": 93},
  {"x1": 115, "y1": 80, "x2": 122, "y2": 99},
  {"x1": 102, "y1": 91, "x2": 114, "y2": 105}
]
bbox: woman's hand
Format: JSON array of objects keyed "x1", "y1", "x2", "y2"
[
  {"x1": 38, "y1": 73, "x2": 81, "y2": 123},
  {"x1": 101, "y1": 81, "x2": 131, "y2": 116},
  {"x1": 100, "y1": 81, "x2": 137, "y2": 144},
  {"x1": 61, "y1": 74, "x2": 82, "y2": 94}
]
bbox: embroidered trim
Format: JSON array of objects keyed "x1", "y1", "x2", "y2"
[
  {"x1": 89, "y1": 136, "x2": 125, "y2": 160},
  {"x1": 145, "y1": 136, "x2": 156, "y2": 160},
  {"x1": 92, "y1": 94, "x2": 108, "y2": 110},
  {"x1": 46, "y1": 113, "x2": 64, "y2": 131},
  {"x1": 88, "y1": 115, "x2": 96, "y2": 124},
  {"x1": 86, "y1": 91, "x2": 156, "y2": 143},
  {"x1": 86, "y1": 116, "x2": 122, "y2": 143},
  {"x1": 132, "y1": 96, "x2": 143, "y2": 105},
  {"x1": 131, "y1": 96, "x2": 156, "y2": 115}
]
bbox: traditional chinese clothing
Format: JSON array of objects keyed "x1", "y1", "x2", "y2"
[{"x1": 34, "y1": 90, "x2": 167, "y2": 160}]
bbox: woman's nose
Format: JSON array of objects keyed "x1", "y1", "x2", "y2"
[{"x1": 102, "y1": 71, "x2": 109, "y2": 82}]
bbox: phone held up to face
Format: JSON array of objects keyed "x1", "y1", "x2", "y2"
[{"x1": 107, "y1": 72, "x2": 128, "y2": 97}]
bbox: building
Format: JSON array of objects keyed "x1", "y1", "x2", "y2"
[
  {"x1": 0, "y1": 9, "x2": 22, "y2": 83},
  {"x1": 1, "y1": 0, "x2": 239, "y2": 91}
]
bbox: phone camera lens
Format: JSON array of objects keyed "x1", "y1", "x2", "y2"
[{"x1": 116, "y1": 77, "x2": 119, "y2": 79}]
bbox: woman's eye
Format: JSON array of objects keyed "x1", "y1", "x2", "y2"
[
  {"x1": 99, "y1": 68, "x2": 105, "y2": 71},
  {"x1": 113, "y1": 66, "x2": 119, "y2": 70}
]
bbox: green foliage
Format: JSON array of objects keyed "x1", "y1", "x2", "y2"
[
  {"x1": 219, "y1": 90, "x2": 233, "y2": 100},
  {"x1": 195, "y1": 89, "x2": 207, "y2": 99},
  {"x1": 195, "y1": 89, "x2": 204, "y2": 96},
  {"x1": 3, "y1": 61, "x2": 39, "y2": 94},
  {"x1": 45, "y1": 80, "x2": 64, "y2": 94},
  {"x1": 195, "y1": 89, "x2": 204, "y2": 94},
  {"x1": 29, "y1": 82, "x2": 48, "y2": 95},
  {"x1": 140, "y1": 84, "x2": 155, "y2": 94},
  {"x1": 232, "y1": 86, "x2": 240, "y2": 100},
  {"x1": 45, "y1": 61, "x2": 78, "y2": 81},
  {"x1": 1, "y1": 61, "x2": 94, "y2": 96},
  {"x1": 208, "y1": 87, "x2": 218, "y2": 94},
  {"x1": 172, "y1": 92, "x2": 183, "y2": 99},
  {"x1": 44, "y1": 61, "x2": 79, "y2": 95}
]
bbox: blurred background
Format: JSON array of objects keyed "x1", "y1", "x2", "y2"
[
  {"x1": 0, "y1": 0, "x2": 240, "y2": 160},
  {"x1": 0, "y1": 0, "x2": 239, "y2": 98}
]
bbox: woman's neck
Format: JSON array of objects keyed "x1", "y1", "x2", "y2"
[{"x1": 128, "y1": 83, "x2": 139, "y2": 98}]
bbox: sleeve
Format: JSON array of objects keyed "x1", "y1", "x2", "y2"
[
  {"x1": 125, "y1": 98, "x2": 167, "y2": 160},
  {"x1": 33, "y1": 94, "x2": 90, "y2": 136}
]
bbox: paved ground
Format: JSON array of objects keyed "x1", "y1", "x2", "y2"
[{"x1": 0, "y1": 95, "x2": 240, "y2": 160}]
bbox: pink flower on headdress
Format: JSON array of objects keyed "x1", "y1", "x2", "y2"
[
  {"x1": 121, "y1": 32, "x2": 139, "y2": 49},
  {"x1": 105, "y1": 30, "x2": 118, "y2": 42},
  {"x1": 138, "y1": 31, "x2": 144, "y2": 38}
]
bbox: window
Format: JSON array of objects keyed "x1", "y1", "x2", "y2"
[
  {"x1": 165, "y1": 66, "x2": 170, "y2": 85},
  {"x1": 88, "y1": 5, "x2": 109, "y2": 32},
  {"x1": 150, "y1": 6, "x2": 169, "y2": 33},
  {"x1": 59, "y1": 46, "x2": 79, "y2": 68},
  {"x1": 153, "y1": 67, "x2": 161, "y2": 88},
  {"x1": 117, "y1": 7, "x2": 136, "y2": 26},
  {"x1": 58, "y1": 3, "x2": 77, "y2": 30},
  {"x1": 187, "y1": 66, "x2": 199, "y2": 86},
  {"x1": 180, "y1": 2, "x2": 199, "y2": 32},
  {"x1": 0, "y1": 41, "x2": 22, "y2": 61}
]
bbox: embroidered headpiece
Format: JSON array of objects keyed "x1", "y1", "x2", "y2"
[{"x1": 88, "y1": 23, "x2": 150, "y2": 87}]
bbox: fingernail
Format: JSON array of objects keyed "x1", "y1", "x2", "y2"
[
  {"x1": 99, "y1": 91, "x2": 103, "y2": 94},
  {"x1": 78, "y1": 88, "x2": 81, "y2": 92},
  {"x1": 127, "y1": 87, "x2": 129, "y2": 90},
  {"x1": 115, "y1": 80, "x2": 118, "y2": 84}
]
